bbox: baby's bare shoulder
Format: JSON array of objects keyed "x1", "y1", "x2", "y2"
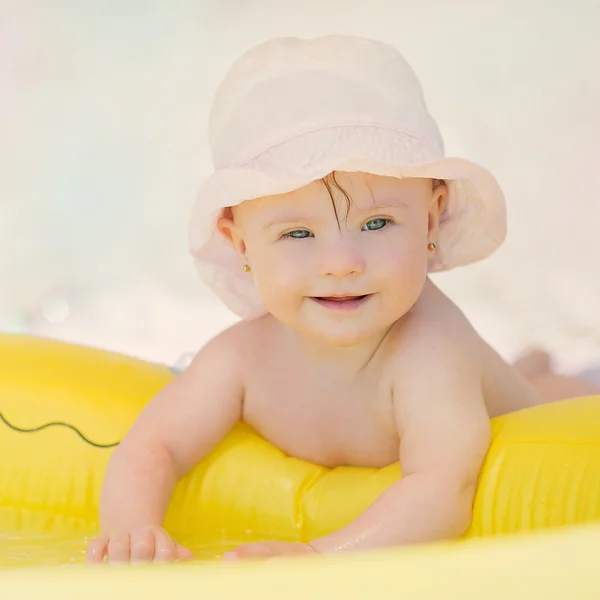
[
  {"x1": 201, "y1": 314, "x2": 279, "y2": 372},
  {"x1": 219, "y1": 313, "x2": 276, "y2": 347},
  {"x1": 387, "y1": 280, "x2": 480, "y2": 362}
]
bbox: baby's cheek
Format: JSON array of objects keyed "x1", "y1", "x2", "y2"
[
  {"x1": 254, "y1": 257, "x2": 306, "y2": 301},
  {"x1": 377, "y1": 249, "x2": 418, "y2": 275},
  {"x1": 378, "y1": 250, "x2": 428, "y2": 296}
]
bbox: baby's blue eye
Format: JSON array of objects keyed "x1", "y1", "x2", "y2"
[
  {"x1": 283, "y1": 229, "x2": 313, "y2": 239},
  {"x1": 362, "y1": 218, "x2": 390, "y2": 231}
]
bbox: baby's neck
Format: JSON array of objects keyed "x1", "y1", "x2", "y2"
[{"x1": 287, "y1": 326, "x2": 394, "y2": 377}]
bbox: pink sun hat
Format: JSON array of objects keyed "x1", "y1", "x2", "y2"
[{"x1": 188, "y1": 35, "x2": 507, "y2": 319}]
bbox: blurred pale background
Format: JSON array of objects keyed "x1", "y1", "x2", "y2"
[{"x1": 1, "y1": 0, "x2": 599, "y2": 374}]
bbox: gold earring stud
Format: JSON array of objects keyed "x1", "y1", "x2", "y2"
[
  {"x1": 242, "y1": 264, "x2": 251, "y2": 272},
  {"x1": 427, "y1": 242, "x2": 436, "y2": 251}
]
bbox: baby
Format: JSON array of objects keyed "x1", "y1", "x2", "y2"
[{"x1": 86, "y1": 35, "x2": 598, "y2": 565}]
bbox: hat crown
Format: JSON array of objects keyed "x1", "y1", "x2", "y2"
[{"x1": 208, "y1": 35, "x2": 444, "y2": 169}]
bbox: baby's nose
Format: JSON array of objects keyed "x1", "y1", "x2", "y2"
[{"x1": 318, "y1": 239, "x2": 366, "y2": 277}]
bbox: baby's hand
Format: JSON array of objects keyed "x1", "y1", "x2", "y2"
[
  {"x1": 85, "y1": 525, "x2": 194, "y2": 565},
  {"x1": 223, "y1": 541, "x2": 317, "y2": 561}
]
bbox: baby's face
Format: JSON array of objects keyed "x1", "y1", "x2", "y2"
[{"x1": 219, "y1": 172, "x2": 444, "y2": 346}]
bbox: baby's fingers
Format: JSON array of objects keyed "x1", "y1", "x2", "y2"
[
  {"x1": 86, "y1": 528, "x2": 193, "y2": 566},
  {"x1": 224, "y1": 542, "x2": 276, "y2": 560},
  {"x1": 85, "y1": 537, "x2": 109, "y2": 564},
  {"x1": 150, "y1": 527, "x2": 194, "y2": 563},
  {"x1": 130, "y1": 527, "x2": 156, "y2": 565},
  {"x1": 107, "y1": 531, "x2": 131, "y2": 565},
  {"x1": 176, "y1": 544, "x2": 195, "y2": 561},
  {"x1": 151, "y1": 527, "x2": 179, "y2": 563}
]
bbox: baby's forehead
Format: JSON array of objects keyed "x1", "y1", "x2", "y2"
[{"x1": 241, "y1": 173, "x2": 420, "y2": 217}]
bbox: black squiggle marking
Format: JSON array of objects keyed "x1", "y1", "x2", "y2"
[{"x1": 0, "y1": 411, "x2": 120, "y2": 449}]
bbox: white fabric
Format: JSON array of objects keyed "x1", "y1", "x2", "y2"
[{"x1": 189, "y1": 35, "x2": 507, "y2": 318}]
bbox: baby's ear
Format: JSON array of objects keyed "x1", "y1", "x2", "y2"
[
  {"x1": 433, "y1": 180, "x2": 447, "y2": 212},
  {"x1": 428, "y1": 181, "x2": 447, "y2": 239},
  {"x1": 217, "y1": 208, "x2": 247, "y2": 259}
]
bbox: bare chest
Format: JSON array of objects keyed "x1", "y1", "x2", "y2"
[{"x1": 242, "y1": 365, "x2": 399, "y2": 468}]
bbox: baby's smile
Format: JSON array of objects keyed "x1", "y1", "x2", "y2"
[{"x1": 309, "y1": 294, "x2": 373, "y2": 311}]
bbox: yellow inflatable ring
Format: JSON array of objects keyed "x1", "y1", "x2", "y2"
[{"x1": 1, "y1": 333, "x2": 600, "y2": 599}]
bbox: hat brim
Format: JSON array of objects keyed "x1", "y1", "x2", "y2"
[{"x1": 189, "y1": 127, "x2": 506, "y2": 318}]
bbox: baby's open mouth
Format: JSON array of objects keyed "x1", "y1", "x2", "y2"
[
  {"x1": 315, "y1": 295, "x2": 368, "y2": 301},
  {"x1": 309, "y1": 294, "x2": 372, "y2": 310}
]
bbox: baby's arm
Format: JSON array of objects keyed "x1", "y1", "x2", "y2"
[
  {"x1": 86, "y1": 328, "x2": 243, "y2": 564},
  {"x1": 311, "y1": 330, "x2": 491, "y2": 552}
]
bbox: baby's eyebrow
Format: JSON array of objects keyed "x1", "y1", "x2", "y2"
[
  {"x1": 262, "y1": 215, "x2": 311, "y2": 230},
  {"x1": 360, "y1": 199, "x2": 410, "y2": 210}
]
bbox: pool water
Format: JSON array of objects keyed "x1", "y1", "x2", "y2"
[{"x1": 0, "y1": 533, "x2": 243, "y2": 568}]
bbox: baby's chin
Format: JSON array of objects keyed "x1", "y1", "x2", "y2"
[
  {"x1": 260, "y1": 296, "x2": 404, "y2": 346},
  {"x1": 294, "y1": 315, "x2": 399, "y2": 348}
]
